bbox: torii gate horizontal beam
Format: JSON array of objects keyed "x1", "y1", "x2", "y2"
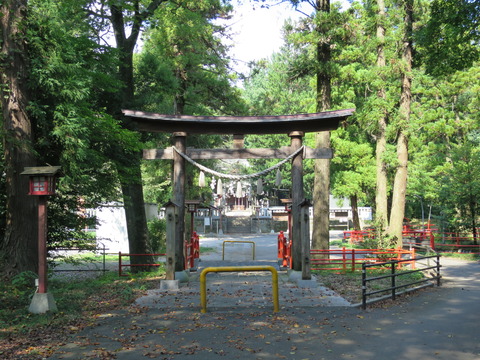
[
  {"x1": 144, "y1": 146, "x2": 333, "y2": 160},
  {"x1": 122, "y1": 109, "x2": 354, "y2": 134}
]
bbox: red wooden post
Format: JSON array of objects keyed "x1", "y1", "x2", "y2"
[
  {"x1": 351, "y1": 249, "x2": 356, "y2": 272},
  {"x1": 37, "y1": 196, "x2": 47, "y2": 294},
  {"x1": 430, "y1": 231, "x2": 435, "y2": 250},
  {"x1": 278, "y1": 231, "x2": 284, "y2": 259}
]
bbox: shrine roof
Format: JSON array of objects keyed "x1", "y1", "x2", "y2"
[{"x1": 122, "y1": 109, "x2": 354, "y2": 134}]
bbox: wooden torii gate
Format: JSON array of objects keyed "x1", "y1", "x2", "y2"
[{"x1": 123, "y1": 109, "x2": 354, "y2": 279}]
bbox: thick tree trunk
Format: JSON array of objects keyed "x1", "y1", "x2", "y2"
[
  {"x1": 389, "y1": 132, "x2": 408, "y2": 245},
  {"x1": 388, "y1": 0, "x2": 413, "y2": 247},
  {"x1": 312, "y1": 0, "x2": 332, "y2": 252},
  {"x1": 0, "y1": 0, "x2": 38, "y2": 276},
  {"x1": 120, "y1": 164, "x2": 153, "y2": 271},
  {"x1": 312, "y1": 132, "x2": 330, "y2": 251},
  {"x1": 109, "y1": 3, "x2": 156, "y2": 270},
  {"x1": 350, "y1": 195, "x2": 361, "y2": 230},
  {"x1": 375, "y1": 0, "x2": 389, "y2": 230}
]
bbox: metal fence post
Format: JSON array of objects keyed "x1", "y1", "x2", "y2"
[
  {"x1": 436, "y1": 254, "x2": 441, "y2": 286},
  {"x1": 119, "y1": 252, "x2": 122, "y2": 276},
  {"x1": 391, "y1": 262, "x2": 396, "y2": 300},
  {"x1": 362, "y1": 263, "x2": 367, "y2": 310}
]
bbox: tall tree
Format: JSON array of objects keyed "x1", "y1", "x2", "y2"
[
  {"x1": 86, "y1": 0, "x2": 170, "y2": 269},
  {"x1": 0, "y1": 0, "x2": 38, "y2": 275},
  {"x1": 374, "y1": 0, "x2": 390, "y2": 229},
  {"x1": 388, "y1": 0, "x2": 413, "y2": 245},
  {"x1": 311, "y1": 0, "x2": 333, "y2": 255}
]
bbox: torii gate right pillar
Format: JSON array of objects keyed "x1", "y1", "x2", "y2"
[{"x1": 289, "y1": 131, "x2": 304, "y2": 271}]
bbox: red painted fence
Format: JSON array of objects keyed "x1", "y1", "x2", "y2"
[
  {"x1": 343, "y1": 225, "x2": 479, "y2": 254},
  {"x1": 310, "y1": 247, "x2": 416, "y2": 272}
]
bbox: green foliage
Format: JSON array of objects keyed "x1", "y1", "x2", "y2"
[
  {"x1": 438, "y1": 139, "x2": 480, "y2": 234},
  {"x1": 242, "y1": 51, "x2": 315, "y2": 197},
  {"x1": 360, "y1": 220, "x2": 399, "y2": 260},
  {"x1": 331, "y1": 126, "x2": 376, "y2": 206},
  {"x1": 416, "y1": 0, "x2": 480, "y2": 76},
  {"x1": 147, "y1": 218, "x2": 167, "y2": 253},
  {"x1": 135, "y1": 1, "x2": 247, "y2": 207},
  {"x1": 11, "y1": 271, "x2": 38, "y2": 294},
  {"x1": 26, "y1": 0, "x2": 135, "y2": 220}
]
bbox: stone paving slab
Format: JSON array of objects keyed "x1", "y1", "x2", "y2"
[{"x1": 136, "y1": 265, "x2": 350, "y2": 312}]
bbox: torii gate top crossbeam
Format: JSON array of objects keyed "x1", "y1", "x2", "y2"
[{"x1": 122, "y1": 109, "x2": 354, "y2": 134}]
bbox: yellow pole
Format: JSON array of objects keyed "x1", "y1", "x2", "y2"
[{"x1": 200, "y1": 266, "x2": 279, "y2": 313}]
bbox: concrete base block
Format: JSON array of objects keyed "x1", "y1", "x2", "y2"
[
  {"x1": 287, "y1": 270, "x2": 302, "y2": 282},
  {"x1": 296, "y1": 278, "x2": 318, "y2": 288},
  {"x1": 287, "y1": 271, "x2": 317, "y2": 287},
  {"x1": 29, "y1": 292, "x2": 58, "y2": 314},
  {"x1": 160, "y1": 280, "x2": 179, "y2": 291},
  {"x1": 189, "y1": 259, "x2": 199, "y2": 272},
  {"x1": 175, "y1": 270, "x2": 190, "y2": 283}
]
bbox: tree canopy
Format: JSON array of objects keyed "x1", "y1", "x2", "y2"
[{"x1": 1, "y1": 0, "x2": 479, "y2": 275}]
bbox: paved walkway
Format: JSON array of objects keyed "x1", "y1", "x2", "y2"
[{"x1": 49, "y1": 234, "x2": 480, "y2": 360}]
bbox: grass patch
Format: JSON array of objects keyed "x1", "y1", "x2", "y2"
[
  {"x1": 200, "y1": 246, "x2": 216, "y2": 253},
  {"x1": 415, "y1": 249, "x2": 479, "y2": 261},
  {"x1": 53, "y1": 252, "x2": 119, "y2": 265},
  {"x1": 329, "y1": 240, "x2": 357, "y2": 248},
  {"x1": 0, "y1": 267, "x2": 165, "y2": 359},
  {"x1": 437, "y1": 251, "x2": 479, "y2": 261}
]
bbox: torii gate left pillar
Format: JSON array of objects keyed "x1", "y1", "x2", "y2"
[
  {"x1": 173, "y1": 132, "x2": 186, "y2": 272},
  {"x1": 289, "y1": 131, "x2": 304, "y2": 272}
]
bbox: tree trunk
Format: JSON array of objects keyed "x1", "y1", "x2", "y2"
[
  {"x1": 109, "y1": 3, "x2": 157, "y2": 270},
  {"x1": 0, "y1": 0, "x2": 38, "y2": 276},
  {"x1": 350, "y1": 195, "x2": 361, "y2": 230},
  {"x1": 120, "y1": 165, "x2": 153, "y2": 271},
  {"x1": 388, "y1": 0, "x2": 413, "y2": 247},
  {"x1": 389, "y1": 132, "x2": 408, "y2": 245},
  {"x1": 312, "y1": 0, "x2": 332, "y2": 253},
  {"x1": 468, "y1": 193, "x2": 478, "y2": 245},
  {"x1": 375, "y1": 0, "x2": 389, "y2": 230}
]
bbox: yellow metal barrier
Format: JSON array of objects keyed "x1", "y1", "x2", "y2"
[
  {"x1": 222, "y1": 240, "x2": 256, "y2": 260},
  {"x1": 200, "y1": 266, "x2": 279, "y2": 313}
]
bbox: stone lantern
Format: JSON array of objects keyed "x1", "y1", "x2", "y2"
[{"x1": 21, "y1": 166, "x2": 61, "y2": 314}]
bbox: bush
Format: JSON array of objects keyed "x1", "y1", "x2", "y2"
[
  {"x1": 360, "y1": 222, "x2": 398, "y2": 261},
  {"x1": 11, "y1": 271, "x2": 38, "y2": 295},
  {"x1": 148, "y1": 218, "x2": 166, "y2": 253}
]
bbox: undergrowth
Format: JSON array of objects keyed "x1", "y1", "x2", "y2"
[{"x1": 0, "y1": 267, "x2": 165, "y2": 339}]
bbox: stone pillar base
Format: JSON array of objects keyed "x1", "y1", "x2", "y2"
[{"x1": 29, "y1": 292, "x2": 58, "y2": 314}]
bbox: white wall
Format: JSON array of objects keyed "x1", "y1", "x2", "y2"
[{"x1": 94, "y1": 203, "x2": 159, "y2": 253}]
